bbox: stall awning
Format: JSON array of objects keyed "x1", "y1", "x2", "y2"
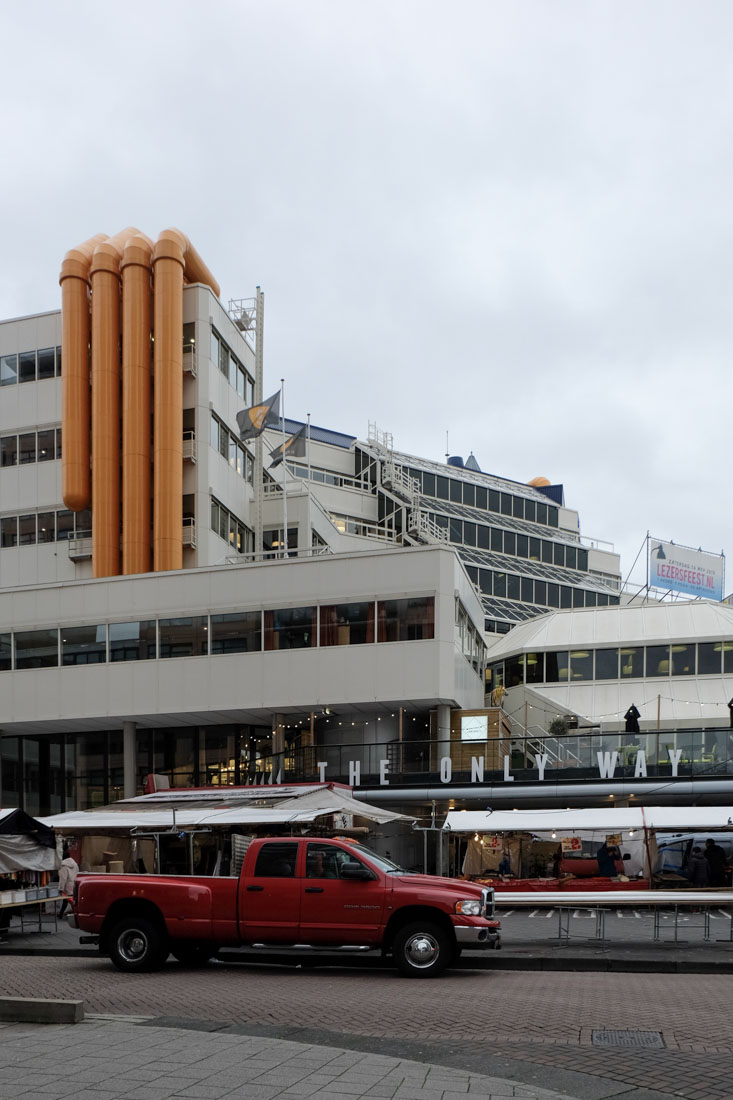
[{"x1": 443, "y1": 806, "x2": 733, "y2": 835}]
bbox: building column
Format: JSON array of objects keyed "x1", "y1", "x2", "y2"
[
  {"x1": 123, "y1": 721, "x2": 137, "y2": 799},
  {"x1": 436, "y1": 704, "x2": 451, "y2": 759}
]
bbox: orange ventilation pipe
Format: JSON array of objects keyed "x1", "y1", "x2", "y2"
[
  {"x1": 121, "y1": 235, "x2": 153, "y2": 575},
  {"x1": 59, "y1": 233, "x2": 107, "y2": 512},
  {"x1": 152, "y1": 229, "x2": 220, "y2": 571}
]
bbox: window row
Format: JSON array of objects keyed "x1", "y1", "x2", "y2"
[
  {"x1": 0, "y1": 346, "x2": 61, "y2": 387},
  {"x1": 1, "y1": 508, "x2": 91, "y2": 548},
  {"x1": 210, "y1": 413, "x2": 254, "y2": 483},
  {"x1": 208, "y1": 326, "x2": 254, "y2": 404},
  {"x1": 1, "y1": 427, "x2": 62, "y2": 467},
  {"x1": 437, "y1": 515, "x2": 587, "y2": 571},
  {"x1": 210, "y1": 497, "x2": 253, "y2": 555},
  {"x1": 456, "y1": 601, "x2": 485, "y2": 674},
  {"x1": 465, "y1": 565, "x2": 616, "y2": 609},
  {"x1": 403, "y1": 466, "x2": 559, "y2": 528},
  {"x1": 0, "y1": 597, "x2": 436, "y2": 670},
  {"x1": 491, "y1": 641, "x2": 733, "y2": 688}
]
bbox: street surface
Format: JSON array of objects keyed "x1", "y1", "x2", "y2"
[{"x1": 1, "y1": 953, "x2": 732, "y2": 1099}]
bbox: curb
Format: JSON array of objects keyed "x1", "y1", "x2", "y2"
[{"x1": 0, "y1": 997, "x2": 84, "y2": 1024}]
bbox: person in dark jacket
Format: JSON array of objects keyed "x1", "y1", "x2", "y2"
[
  {"x1": 705, "y1": 838, "x2": 727, "y2": 886},
  {"x1": 687, "y1": 847, "x2": 709, "y2": 887},
  {"x1": 596, "y1": 843, "x2": 620, "y2": 878}
]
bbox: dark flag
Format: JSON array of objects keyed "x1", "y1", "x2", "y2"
[
  {"x1": 269, "y1": 424, "x2": 307, "y2": 467},
  {"x1": 236, "y1": 391, "x2": 281, "y2": 440}
]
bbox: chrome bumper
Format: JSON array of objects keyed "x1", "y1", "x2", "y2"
[{"x1": 454, "y1": 925, "x2": 501, "y2": 949}]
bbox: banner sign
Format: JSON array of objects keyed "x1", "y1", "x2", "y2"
[
  {"x1": 649, "y1": 539, "x2": 724, "y2": 600},
  {"x1": 561, "y1": 837, "x2": 582, "y2": 852}
]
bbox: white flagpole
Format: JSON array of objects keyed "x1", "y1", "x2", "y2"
[
  {"x1": 306, "y1": 412, "x2": 311, "y2": 483},
  {"x1": 281, "y1": 377, "x2": 287, "y2": 559}
]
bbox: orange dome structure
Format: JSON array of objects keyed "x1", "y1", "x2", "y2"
[{"x1": 527, "y1": 476, "x2": 551, "y2": 488}]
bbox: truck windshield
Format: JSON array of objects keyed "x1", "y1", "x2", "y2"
[{"x1": 349, "y1": 843, "x2": 406, "y2": 873}]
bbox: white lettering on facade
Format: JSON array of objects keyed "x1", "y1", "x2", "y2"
[
  {"x1": 503, "y1": 756, "x2": 514, "y2": 782},
  {"x1": 633, "y1": 750, "x2": 647, "y2": 778},
  {"x1": 440, "y1": 757, "x2": 452, "y2": 783},
  {"x1": 535, "y1": 753, "x2": 549, "y2": 781},
  {"x1": 471, "y1": 757, "x2": 484, "y2": 783},
  {"x1": 596, "y1": 751, "x2": 619, "y2": 779},
  {"x1": 317, "y1": 761, "x2": 327, "y2": 782},
  {"x1": 379, "y1": 759, "x2": 390, "y2": 785},
  {"x1": 349, "y1": 760, "x2": 361, "y2": 786},
  {"x1": 668, "y1": 748, "x2": 683, "y2": 777}
]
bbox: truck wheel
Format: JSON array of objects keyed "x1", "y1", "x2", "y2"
[
  {"x1": 393, "y1": 922, "x2": 451, "y2": 978},
  {"x1": 109, "y1": 917, "x2": 168, "y2": 973},
  {"x1": 171, "y1": 943, "x2": 218, "y2": 966}
]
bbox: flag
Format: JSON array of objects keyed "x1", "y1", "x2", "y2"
[
  {"x1": 236, "y1": 391, "x2": 280, "y2": 440},
  {"x1": 269, "y1": 424, "x2": 307, "y2": 467}
]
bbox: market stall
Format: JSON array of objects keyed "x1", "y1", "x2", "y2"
[{"x1": 0, "y1": 808, "x2": 61, "y2": 938}]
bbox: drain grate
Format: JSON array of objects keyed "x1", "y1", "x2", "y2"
[{"x1": 592, "y1": 1029, "x2": 664, "y2": 1049}]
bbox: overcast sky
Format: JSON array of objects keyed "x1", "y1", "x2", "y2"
[{"x1": 2, "y1": 1, "x2": 731, "y2": 589}]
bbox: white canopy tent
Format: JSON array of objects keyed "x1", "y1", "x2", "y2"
[
  {"x1": 0, "y1": 808, "x2": 59, "y2": 874},
  {"x1": 442, "y1": 806, "x2": 733, "y2": 835}
]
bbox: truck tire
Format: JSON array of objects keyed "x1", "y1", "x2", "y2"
[
  {"x1": 108, "y1": 917, "x2": 169, "y2": 973},
  {"x1": 393, "y1": 922, "x2": 451, "y2": 978},
  {"x1": 171, "y1": 942, "x2": 218, "y2": 966}
]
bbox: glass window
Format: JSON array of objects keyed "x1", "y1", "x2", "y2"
[
  {"x1": 698, "y1": 642, "x2": 722, "y2": 676},
  {"x1": 377, "y1": 597, "x2": 434, "y2": 642},
  {"x1": 725, "y1": 646, "x2": 733, "y2": 675},
  {"x1": 237, "y1": 365, "x2": 245, "y2": 399},
  {"x1": 545, "y1": 651, "x2": 569, "y2": 682},
  {"x1": 109, "y1": 620, "x2": 157, "y2": 662},
  {"x1": 18, "y1": 514, "x2": 36, "y2": 545},
  {"x1": 572, "y1": 587, "x2": 584, "y2": 608},
  {"x1": 570, "y1": 649, "x2": 593, "y2": 680},
  {"x1": 494, "y1": 572, "x2": 506, "y2": 598},
  {"x1": 516, "y1": 534, "x2": 528, "y2": 558},
  {"x1": 449, "y1": 519, "x2": 462, "y2": 544},
  {"x1": 15, "y1": 628, "x2": 58, "y2": 669},
  {"x1": 37, "y1": 348, "x2": 55, "y2": 380},
  {"x1": 228, "y1": 436, "x2": 237, "y2": 468},
  {"x1": 159, "y1": 616, "x2": 209, "y2": 658},
  {"x1": 37, "y1": 429, "x2": 55, "y2": 461},
  {"x1": 1, "y1": 517, "x2": 18, "y2": 547},
  {"x1": 504, "y1": 532, "x2": 516, "y2": 556},
  {"x1": 228, "y1": 512, "x2": 237, "y2": 547},
  {"x1": 646, "y1": 644, "x2": 670, "y2": 676},
  {"x1": 560, "y1": 585, "x2": 572, "y2": 608},
  {"x1": 500, "y1": 493, "x2": 512, "y2": 515},
  {"x1": 671, "y1": 643, "x2": 695, "y2": 676},
  {"x1": 463, "y1": 521, "x2": 476, "y2": 546},
  {"x1": 620, "y1": 647, "x2": 643, "y2": 678},
  {"x1": 254, "y1": 841, "x2": 298, "y2": 877},
  {"x1": 18, "y1": 350, "x2": 36, "y2": 383},
  {"x1": 56, "y1": 510, "x2": 74, "y2": 540},
  {"x1": 264, "y1": 606, "x2": 316, "y2": 650},
  {"x1": 37, "y1": 512, "x2": 55, "y2": 543},
  {"x1": 62, "y1": 624, "x2": 107, "y2": 665},
  {"x1": 512, "y1": 496, "x2": 524, "y2": 519},
  {"x1": 529, "y1": 537, "x2": 540, "y2": 561},
  {"x1": 210, "y1": 611, "x2": 262, "y2": 654},
  {"x1": 534, "y1": 580, "x2": 547, "y2": 605},
  {"x1": 521, "y1": 577, "x2": 533, "y2": 603},
  {"x1": 507, "y1": 574, "x2": 520, "y2": 601},
  {"x1": 577, "y1": 548, "x2": 588, "y2": 572},
  {"x1": 56, "y1": 346, "x2": 62, "y2": 375},
  {"x1": 422, "y1": 472, "x2": 436, "y2": 497},
  {"x1": 1, "y1": 436, "x2": 17, "y2": 466},
  {"x1": 211, "y1": 499, "x2": 220, "y2": 534},
  {"x1": 488, "y1": 489, "x2": 500, "y2": 513},
  {"x1": 182, "y1": 322, "x2": 195, "y2": 352},
  {"x1": 19, "y1": 433, "x2": 36, "y2": 464},
  {"x1": 506, "y1": 654, "x2": 524, "y2": 687},
  {"x1": 229, "y1": 353, "x2": 238, "y2": 389},
  {"x1": 463, "y1": 483, "x2": 475, "y2": 508},
  {"x1": 547, "y1": 582, "x2": 559, "y2": 606},
  {"x1": 479, "y1": 569, "x2": 492, "y2": 594},
  {"x1": 56, "y1": 428, "x2": 62, "y2": 459},
  {"x1": 219, "y1": 340, "x2": 229, "y2": 376},
  {"x1": 525, "y1": 652, "x2": 544, "y2": 683},
  {"x1": 210, "y1": 330, "x2": 219, "y2": 365},
  {"x1": 475, "y1": 486, "x2": 487, "y2": 510},
  {"x1": 525, "y1": 500, "x2": 536, "y2": 522},
  {"x1": 585, "y1": 590, "x2": 597, "y2": 607},
  {"x1": 537, "y1": 502, "x2": 548, "y2": 525},
  {"x1": 0, "y1": 354, "x2": 17, "y2": 386},
  {"x1": 565, "y1": 546, "x2": 577, "y2": 569},
  {"x1": 320, "y1": 602, "x2": 374, "y2": 646},
  {"x1": 553, "y1": 543, "x2": 565, "y2": 566},
  {"x1": 75, "y1": 510, "x2": 92, "y2": 537},
  {"x1": 541, "y1": 540, "x2": 553, "y2": 563},
  {"x1": 449, "y1": 479, "x2": 462, "y2": 503},
  {"x1": 548, "y1": 506, "x2": 559, "y2": 527},
  {"x1": 210, "y1": 413, "x2": 219, "y2": 450},
  {"x1": 0, "y1": 633, "x2": 10, "y2": 671},
  {"x1": 490, "y1": 527, "x2": 503, "y2": 552},
  {"x1": 218, "y1": 506, "x2": 227, "y2": 541},
  {"x1": 236, "y1": 444, "x2": 244, "y2": 477},
  {"x1": 477, "y1": 524, "x2": 489, "y2": 550},
  {"x1": 595, "y1": 648, "x2": 619, "y2": 680}
]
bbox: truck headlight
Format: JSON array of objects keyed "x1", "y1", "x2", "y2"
[{"x1": 455, "y1": 898, "x2": 482, "y2": 916}]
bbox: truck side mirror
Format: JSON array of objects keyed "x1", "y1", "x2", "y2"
[{"x1": 340, "y1": 862, "x2": 374, "y2": 880}]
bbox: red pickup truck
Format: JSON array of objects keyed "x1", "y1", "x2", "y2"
[{"x1": 71, "y1": 837, "x2": 500, "y2": 978}]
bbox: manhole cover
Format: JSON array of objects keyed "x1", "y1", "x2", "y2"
[{"x1": 592, "y1": 1030, "x2": 664, "y2": 1049}]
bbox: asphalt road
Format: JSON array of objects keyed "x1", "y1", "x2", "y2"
[{"x1": 1, "y1": 951, "x2": 733, "y2": 1099}]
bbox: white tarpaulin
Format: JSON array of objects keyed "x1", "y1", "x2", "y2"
[
  {"x1": 443, "y1": 806, "x2": 733, "y2": 835},
  {"x1": 0, "y1": 835, "x2": 59, "y2": 874}
]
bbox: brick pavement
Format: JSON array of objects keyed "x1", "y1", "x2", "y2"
[
  {"x1": 1, "y1": 956, "x2": 732, "y2": 1097},
  {"x1": 0, "y1": 1019, "x2": 574, "y2": 1100}
]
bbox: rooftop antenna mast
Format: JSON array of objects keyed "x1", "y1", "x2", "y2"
[{"x1": 445, "y1": 431, "x2": 449, "y2": 462}]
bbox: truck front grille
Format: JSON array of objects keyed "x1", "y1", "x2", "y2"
[{"x1": 481, "y1": 886, "x2": 495, "y2": 918}]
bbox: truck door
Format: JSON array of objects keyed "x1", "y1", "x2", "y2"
[
  {"x1": 299, "y1": 842, "x2": 386, "y2": 945},
  {"x1": 238, "y1": 841, "x2": 301, "y2": 943}
]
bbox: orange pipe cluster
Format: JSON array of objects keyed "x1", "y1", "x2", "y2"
[{"x1": 59, "y1": 229, "x2": 220, "y2": 577}]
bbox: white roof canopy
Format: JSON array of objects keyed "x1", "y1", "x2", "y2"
[{"x1": 443, "y1": 806, "x2": 733, "y2": 834}]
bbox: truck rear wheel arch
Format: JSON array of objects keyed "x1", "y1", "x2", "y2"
[{"x1": 101, "y1": 899, "x2": 168, "y2": 955}]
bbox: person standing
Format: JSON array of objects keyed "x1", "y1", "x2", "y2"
[
  {"x1": 596, "y1": 842, "x2": 619, "y2": 878},
  {"x1": 728, "y1": 697, "x2": 733, "y2": 729},
  {"x1": 704, "y1": 838, "x2": 727, "y2": 887},
  {"x1": 57, "y1": 844, "x2": 79, "y2": 918},
  {"x1": 687, "y1": 847, "x2": 710, "y2": 887}
]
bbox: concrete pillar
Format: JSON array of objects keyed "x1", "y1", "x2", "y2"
[
  {"x1": 123, "y1": 721, "x2": 137, "y2": 799},
  {"x1": 437, "y1": 704, "x2": 451, "y2": 758}
]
